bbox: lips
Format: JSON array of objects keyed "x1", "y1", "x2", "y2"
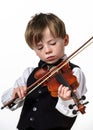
[{"x1": 47, "y1": 56, "x2": 56, "y2": 61}]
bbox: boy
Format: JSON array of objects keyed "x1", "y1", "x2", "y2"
[{"x1": 1, "y1": 13, "x2": 87, "y2": 130}]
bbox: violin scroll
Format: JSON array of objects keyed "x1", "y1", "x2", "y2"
[{"x1": 69, "y1": 95, "x2": 89, "y2": 114}]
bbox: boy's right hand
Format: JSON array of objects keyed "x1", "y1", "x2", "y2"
[{"x1": 12, "y1": 86, "x2": 27, "y2": 99}]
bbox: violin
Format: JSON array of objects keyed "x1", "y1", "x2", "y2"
[
  {"x1": 34, "y1": 62, "x2": 79, "y2": 97},
  {"x1": 1, "y1": 37, "x2": 93, "y2": 114},
  {"x1": 34, "y1": 61, "x2": 87, "y2": 115}
]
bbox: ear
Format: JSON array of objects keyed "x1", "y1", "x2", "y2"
[{"x1": 64, "y1": 34, "x2": 69, "y2": 46}]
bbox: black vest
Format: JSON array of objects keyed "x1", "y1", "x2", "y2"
[{"x1": 17, "y1": 60, "x2": 78, "y2": 130}]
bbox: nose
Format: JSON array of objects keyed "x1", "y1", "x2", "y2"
[{"x1": 44, "y1": 45, "x2": 52, "y2": 54}]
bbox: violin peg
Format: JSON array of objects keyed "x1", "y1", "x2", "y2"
[
  {"x1": 83, "y1": 101, "x2": 89, "y2": 105},
  {"x1": 81, "y1": 95, "x2": 86, "y2": 100},
  {"x1": 69, "y1": 104, "x2": 75, "y2": 109},
  {"x1": 79, "y1": 95, "x2": 86, "y2": 101},
  {"x1": 72, "y1": 110, "x2": 78, "y2": 115}
]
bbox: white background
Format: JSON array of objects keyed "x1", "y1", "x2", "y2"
[{"x1": 0, "y1": 0, "x2": 93, "y2": 130}]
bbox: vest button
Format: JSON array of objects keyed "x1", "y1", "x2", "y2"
[
  {"x1": 33, "y1": 107, "x2": 37, "y2": 111},
  {"x1": 30, "y1": 117, "x2": 34, "y2": 121},
  {"x1": 38, "y1": 90, "x2": 42, "y2": 94}
]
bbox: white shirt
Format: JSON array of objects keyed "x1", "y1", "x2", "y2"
[{"x1": 1, "y1": 66, "x2": 87, "y2": 117}]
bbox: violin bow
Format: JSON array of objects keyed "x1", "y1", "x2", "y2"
[{"x1": 1, "y1": 36, "x2": 93, "y2": 110}]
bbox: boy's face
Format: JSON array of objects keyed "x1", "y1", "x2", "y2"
[{"x1": 33, "y1": 27, "x2": 69, "y2": 64}]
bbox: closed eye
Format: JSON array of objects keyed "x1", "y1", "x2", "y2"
[
  {"x1": 50, "y1": 42, "x2": 56, "y2": 45},
  {"x1": 37, "y1": 46, "x2": 43, "y2": 50}
]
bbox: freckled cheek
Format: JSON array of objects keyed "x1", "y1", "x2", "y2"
[
  {"x1": 37, "y1": 52, "x2": 45, "y2": 60},
  {"x1": 55, "y1": 47, "x2": 64, "y2": 56}
]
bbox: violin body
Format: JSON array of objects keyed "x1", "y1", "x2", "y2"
[{"x1": 34, "y1": 63, "x2": 79, "y2": 97}]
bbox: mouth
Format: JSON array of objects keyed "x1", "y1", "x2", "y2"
[{"x1": 46, "y1": 56, "x2": 57, "y2": 62}]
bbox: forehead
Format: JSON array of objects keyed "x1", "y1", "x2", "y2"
[
  {"x1": 41, "y1": 27, "x2": 54, "y2": 42},
  {"x1": 33, "y1": 27, "x2": 55, "y2": 47}
]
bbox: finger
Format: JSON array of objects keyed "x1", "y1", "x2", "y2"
[
  {"x1": 66, "y1": 90, "x2": 71, "y2": 97},
  {"x1": 60, "y1": 86, "x2": 67, "y2": 95},
  {"x1": 58, "y1": 86, "x2": 72, "y2": 100},
  {"x1": 73, "y1": 89, "x2": 76, "y2": 93},
  {"x1": 20, "y1": 86, "x2": 27, "y2": 98},
  {"x1": 12, "y1": 87, "x2": 22, "y2": 99},
  {"x1": 23, "y1": 86, "x2": 27, "y2": 94},
  {"x1": 58, "y1": 84, "x2": 63, "y2": 95},
  {"x1": 63, "y1": 87, "x2": 69, "y2": 94},
  {"x1": 12, "y1": 88, "x2": 19, "y2": 99}
]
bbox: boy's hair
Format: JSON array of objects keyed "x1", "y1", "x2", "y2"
[{"x1": 25, "y1": 13, "x2": 66, "y2": 49}]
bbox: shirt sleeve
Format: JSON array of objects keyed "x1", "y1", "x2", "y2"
[
  {"x1": 55, "y1": 67, "x2": 87, "y2": 117},
  {"x1": 1, "y1": 67, "x2": 34, "y2": 110}
]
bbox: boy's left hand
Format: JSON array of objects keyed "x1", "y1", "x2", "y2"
[{"x1": 58, "y1": 84, "x2": 72, "y2": 100}]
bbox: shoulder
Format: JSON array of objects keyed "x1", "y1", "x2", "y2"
[
  {"x1": 69, "y1": 62, "x2": 86, "y2": 82},
  {"x1": 72, "y1": 66, "x2": 86, "y2": 86},
  {"x1": 69, "y1": 62, "x2": 80, "y2": 69},
  {"x1": 23, "y1": 67, "x2": 35, "y2": 76},
  {"x1": 72, "y1": 66, "x2": 84, "y2": 77},
  {"x1": 69, "y1": 62, "x2": 84, "y2": 76}
]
